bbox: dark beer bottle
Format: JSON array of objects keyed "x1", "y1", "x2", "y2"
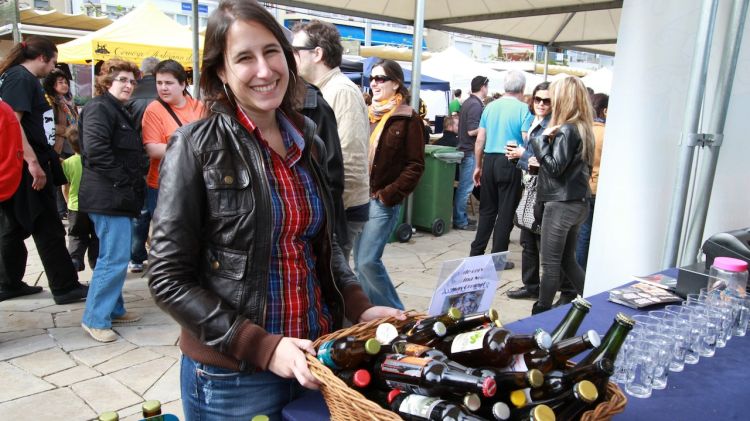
[
  {"x1": 396, "y1": 321, "x2": 449, "y2": 346},
  {"x1": 141, "y1": 400, "x2": 162, "y2": 419},
  {"x1": 317, "y1": 336, "x2": 381, "y2": 370},
  {"x1": 467, "y1": 367, "x2": 544, "y2": 391},
  {"x1": 435, "y1": 326, "x2": 552, "y2": 368},
  {"x1": 402, "y1": 307, "x2": 462, "y2": 333},
  {"x1": 477, "y1": 401, "x2": 512, "y2": 421},
  {"x1": 550, "y1": 380, "x2": 599, "y2": 421},
  {"x1": 530, "y1": 359, "x2": 614, "y2": 402},
  {"x1": 388, "y1": 391, "x2": 486, "y2": 421},
  {"x1": 373, "y1": 354, "x2": 497, "y2": 398},
  {"x1": 576, "y1": 313, "x2": 635, "y2": 367},
  {"x1": 524, "y1": 330, "x2": 601, "y2": 373},
  {"x1": 445, "y1": 308, "x2": 500, "y2": 335},
  {"x1": 337, "y1": 368, "x2": 372, "y2": 390}
]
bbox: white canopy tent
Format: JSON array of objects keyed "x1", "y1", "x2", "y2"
[{"x1": 582, "y1": 67, "x2": 614, "y2": 94}]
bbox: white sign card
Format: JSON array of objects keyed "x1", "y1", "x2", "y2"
[{"x1": 427, "y1": 252, "x2": 509, "y2": 316}]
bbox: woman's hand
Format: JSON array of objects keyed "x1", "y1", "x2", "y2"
[
  {"x1": 505, "y1": 145, "x2": 525, "y2": 160},
  {"x1": 359, "y1": 306, "x2": 407, "y2": 323},
  {"x1": 542, "y1": 125, "x2": 560, "y2": 137},
  {"x1": 528, "y1": 156, "x2": 539, "y2": 167},
  {"x1": 267, "y1": 338, "x2": 321, "y2": 389}
]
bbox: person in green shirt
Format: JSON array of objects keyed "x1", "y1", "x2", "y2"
[
  {"x1": 449, "y1": 88, "x2": 462, "y2": 114},
  {"x1": 61, "y1": 126, "x2": 98, "y2": 272}
]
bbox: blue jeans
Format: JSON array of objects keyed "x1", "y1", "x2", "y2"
[
  {"x1": 180, "y1": 355, "x2": 305, "y2": 421},
  {"x1": 130, "y1": 187, "x2": 158, "y2": 264},
  {"x1": 453, "y1": 152, "x2": 475, "y2": 227},
  {"x1": 576, "y1": 197, "x2": 596, "y2": 270},
  {"x1": 82, "y1": 213, "x2": 130, "y2": 328},
  {"x1": 353, "y1": 199, "x2": 404, "y2": 309}
]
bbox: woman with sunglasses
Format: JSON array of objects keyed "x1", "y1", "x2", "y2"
[
  {"x1": 148, "y1": 2, "x2": 402, "y2": 418},
  {"x1": 353, "y1": 59, "x2": 425, "y2": 309},
  {"x1": 528, "y1": 77, "x2": 595, "y2": 314},
  {"x1": 79, "y1": 59, "x2": 146, "y2": 342}
]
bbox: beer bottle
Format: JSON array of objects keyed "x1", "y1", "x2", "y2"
[
  {"x1": 373, "y1": 354, "x2": 497, "y2": 398},
  {"x1": 576, "y1": 313, "x2": 635, "y2": 367},
  {"x1": 98, "y1": 412, "x2": 119, "y2": 421},
  {"x1": 530, "y1": 359, "x2": 614, "y2": 402},
  {"x1": 550, "y1": 297, "x2": 591, "y2": 343},
  {"x1": 317, "y1": 336, "x2": 381, "y2": 370},
  {"x1": 337, "y1": 368, "x2": 371, "y2": 390},
  {"x1": 524, "y1": 330, "x2": 601, "y2": 373},
  {"x1": 467, "y1": 367, "x2": 544, "y2": 391},
  {"x1": 141, "y1": 400, "x2": 162, "y2": 419},
  {"x1": 390, "y1": 341, "x2": 473, "y2": 372},
  {"x1": 550, "y1": 380, "x2": 599, "y2": 421},
  {"x1": 388, "y1": 391, "x2": 486, "y2": 421},
  {"x1": 510, "y1": 404, "x2": 556, "y2": 421},
  {"x1": 444, "y1": 308, "x2": 500, "y2": 335},
  {"x1": 477, "y1": 401, "x2": 512, "y2": 421},
  {"x1": 397, "y1": 321, "x2": 449, "y2": 346},
  {"x1": 402, "y1": 307, "x2": 462, "y2": 334},
  {"x1": 251, "y1": 416, "x2": 269, "y2": 421},
  {"x1": 435, "y1": 326, "x2": 552, "y2": 368}
]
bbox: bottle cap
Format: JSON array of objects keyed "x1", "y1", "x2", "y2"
[
  {"x1": 487, "y1": 308, "x2": 500, "y2": 322},
  {"x1": 713, "y1": 256, "x2": 749, "y2": 272},
  {"x1": 141, "y1": 400, "x2": 161, "y2": 414},
  {"x1": 527, "y1": 368, "x2": 544, "y2": 388},
  {"x1": 391, "y1": 341, "x2": 407, "y2": 354},
  {"x1": 387, "y1": 389, "x2": 402, "y2": 404},
  {"x1": 352, "y1": 369, "x2": 371, "y2": 388},
  {"x1": 616, "y1": 312, "x2": 636, "y2": 327},
  {"x1": 494, "y1": 319, "x2": 504, "y2": 328},
  {"x1": 447, "y1": 307, "x2": 463, "y2": 320},
  {"x1": 432, "y1": 321, "x2": 447, "y2": 337},
  {"x1": 585, "y1": 329, "x2": 602, "y2": 348},
  {"x1": 251, "y1": 416, "x2": 270, "y2": 421},
  {"x1": 530, "y1": 404, "x2": 555, "y2": 421},
  {"x1": 463, "y1": 393, "x2": 481, "y2": 411},
  {"x1": 534, "y1": 329, "x2": 553, "y2": 350},
  {"x1": 376, "y1": 323, "x2": 399, "y2": 345},
  {"x1": 482, "y1": 376, "x2": 497, "y2": 398},
  {"x1": 509, "y1": 389, "x2": 527, "y2": 408},
  {"x1": 492, "y1": 402, "x2": 511, "y2": 420},
  {"x1": 574, "y1": 380, "x2": 599, "y2": 403},
  {"x1": 597, "y1": 358, "x2": 615, "y2": 376},
  {"x1": 364, "y1": 338, "x2": 381, "y2": 355},
  {"x1": 572, "y1": 295, "x2": 592, "y2": 310},
  {"x1": 98, "y1": 412, "x2": 119, "y2": 421}
]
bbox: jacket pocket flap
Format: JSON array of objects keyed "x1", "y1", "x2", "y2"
[
  {"x1": 204, "y1": 167, "x2": 250, "y2": 190},
  {"x1": 205, "y1": 246, "x2": 247, "y2": 281}
]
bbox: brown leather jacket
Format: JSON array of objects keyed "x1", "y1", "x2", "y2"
[{"x1": 369, "y1": 104, "x2": 425, "y2": 206}]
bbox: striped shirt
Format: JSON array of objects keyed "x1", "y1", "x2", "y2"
[{"x1": 235, "y1": 107, "x2": 332, "y2": 340}]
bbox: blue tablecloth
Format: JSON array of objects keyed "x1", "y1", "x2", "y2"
[{"x1": 283, "y1": 274, "x2": 747, "y2": 420}]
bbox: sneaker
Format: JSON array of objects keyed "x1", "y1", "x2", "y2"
[
  {"x1": 128, "y1": 262, "x2": 144, "y2": 273},
  {"x1": 53, "y1": 284, "x2": 89, "y2": 305},
  {"x1": 112, "y1": 312, "x2": 142, "y2": 324},
  {"x1": 0, "y1": 284, "x2": 43, "y2": 302},
  {"x1": 503, "y1": 261, "x2": 516, "y2": 270},
  {"x1": 507, "y1": 287, "x2": 537, "y2": 300},
  {"x1": 82, "y1": 323, "x2": 118, "y2": 343}
]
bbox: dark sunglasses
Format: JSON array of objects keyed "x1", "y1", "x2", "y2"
[
  {"x1": 370, "y1": 75, "x2": 393, "y2": 84},
  {"x1": 534, "y1": 96, "x2": 551, "y2": 106},
  {"x1": 292, "y1": 45, "x2": 316, "y2": 52}
]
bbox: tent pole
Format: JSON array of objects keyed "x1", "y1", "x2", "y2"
[
  {"x1": 543, "y1": 47, "x2": 549, "y2": 81},
  {"x1": 662, "y1": 0, "x2": 718, "y2": 268},
  {"x1": 192, "y1": 0, "x2": 200, "y2": 99},
  {"x1": 681, "y1": 0, "x2": 749, "y2": 265},
  {"x1": 404, "y1": 0, "x2": 425, "y2": 227}
]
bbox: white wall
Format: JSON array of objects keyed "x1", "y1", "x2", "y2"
[{"x1": 584, "y1": 0, "x2": 750, "y2": 296}]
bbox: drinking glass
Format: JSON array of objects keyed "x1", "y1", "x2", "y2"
[
  {"x1": 642, "y1": 332, "x2": 672, "y2": 390},
  {"x1": 624, "y1": 339, "x2": 656, "y2": 399}
]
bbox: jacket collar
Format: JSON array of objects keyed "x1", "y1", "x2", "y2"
[
  {"x1": 390, "y1": 103, "x2": 414, "y2": 118},
  {"x1": 314, "y1": 67, "x2": 342, "y2": 89}
]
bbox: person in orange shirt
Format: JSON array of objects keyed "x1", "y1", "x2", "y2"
[{"x1": 129, "y1": 60, "x2": 204, "y2": 272}]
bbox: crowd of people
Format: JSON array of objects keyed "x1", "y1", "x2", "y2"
[{"x1": 0, "y1": 0, "x2": 610, "y2": 418}]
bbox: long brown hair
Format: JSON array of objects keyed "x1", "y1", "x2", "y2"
[
  {"x1": 200, "y1": 0, "x2": 303, "y2": 118},
  {"x1": 372, "y1": 59, "x2": 411, "y2": 104},
  {"x1": 549, "y1": 77, "x2": 595, "y2": 166},
  {"x1": 0, "y1": 36, "x2": 57, "y2": 76}
]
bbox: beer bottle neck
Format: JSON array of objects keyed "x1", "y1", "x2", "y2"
[{"x1": 550, "y1": 305, "x2": 588, "y2": 343}]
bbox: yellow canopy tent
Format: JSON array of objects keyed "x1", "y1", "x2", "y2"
[{"x1": 57, "y1": 1, "x2": 202, "y2": 67}]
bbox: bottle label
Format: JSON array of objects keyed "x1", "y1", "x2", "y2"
[
  {"x1": 450, "y1": 327, "x2": 490, "y2": 354},
  {"x1": 398, "y1": 394, "x2": 441, "y2": 417},
  {"x1": 498, "y1": 353, "x2": 529, "y2": 372},
  {"x1": 385, "y1": 380, "x2": 431, "y2": 396},
  {"x1": 402, "y1": 343, "x2": 431, "y2": 357},
  {"x1": 381, "y1": 356, "x2": 428, "y2": 378},
  {"x1": 317, "y1": 341, "x2": 340, "y2": 370}
]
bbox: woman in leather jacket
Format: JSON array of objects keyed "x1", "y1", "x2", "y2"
[
  {"x1": 353, "y1": 59, "x2": 425, "y2": 309},
  {"x1": 147, "y1": 1, "x2": 402, "y2": 419},
  {"x1": 529, "y1": 77, "x2": 595, "y2": 314}
]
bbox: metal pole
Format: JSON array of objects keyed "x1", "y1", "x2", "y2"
[
  {"x1": 543, "y1": 47, "x2": 549, "y2": 81},
  {"x1": 192, "y1": 0, "x2": 201, "y2": 99},
  {"x1": 405, "y1": 0, "x2": 425, "y2": 227},
  {"x1": 681, "y1": 0, "x2": 749, "y2": 265},
  {"x1": 364, "y1": 19, "x2": 372, "y2": 47},
  {"x1": 661, "y1": 0, "x2": 719, "y2": 268},
  {"x1": 12, "y1": 0, "x2": 22, "y2": 43}
]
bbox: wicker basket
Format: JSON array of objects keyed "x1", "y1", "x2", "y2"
[{"x1": 307, "y1": 314, "x2": 627, "y2": 421}]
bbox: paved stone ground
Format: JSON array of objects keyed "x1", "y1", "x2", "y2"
[{"x1": 0, "y1": 211, "x2": 534, "y2": 420}]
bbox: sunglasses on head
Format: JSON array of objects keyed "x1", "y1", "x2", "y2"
[
  {"x1": 534, "y1": 96, "x2": 551, "y2": 106},
  {"x1": 370, "y1": 75, "x2": 393, "y2": 84}
]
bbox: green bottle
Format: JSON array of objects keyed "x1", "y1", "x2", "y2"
[
  {"x1": 576, "y1": 313, "x2": 635, "y2": 367},
  {"x1": 549, "y1": 296, "x2": 592, "y2": 343}
]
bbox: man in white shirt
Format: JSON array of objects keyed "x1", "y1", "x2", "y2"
[{"x1": 292, "y1": 20, "x2": 371, "y2": 260}]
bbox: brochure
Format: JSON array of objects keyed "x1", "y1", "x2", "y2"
[
  {"x1": 632, "y1": 273, "x2": 678, "y2": 292},
  {"x1": 608, "y1": 282, "x2": 683, "y2": 309}
]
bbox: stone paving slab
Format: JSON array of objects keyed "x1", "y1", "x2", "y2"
[
  {"x1": 0, "y1": 333, "x2": 56, "y2": 361},
  {"x1": 114, "y1": 324, "x2": 181, "y2": 347},
  {"x1": 143, "y1": 361, "x2": 181, "y2": 404},
  {"x1": 10, "y1": 347, "x2": 77, "y2": 377},
  {"x1": 70, "y1": 341, "x2": 137, "y2": 367},
  {"x1": 43, "y1": 364, "x2": 102, "y2": 387},
  {"x1": 110, "y1": 356, "x2": 177, "y2": 395},
  {"x1": 0, "y1": 387, "x2": 97, "y2": 421},
  {"x1": 0, "y1": 311, "x2": 54, "y2": 333},
  {"x1": 95, "y1": 347, "x2": 163, "y2": 374},
  {"x1": 0, "y1": 328, "x2": 46, "y2": 343},
  {"x1": 48, "y1": 326, "x2": 118, "y2": 352},
  {"x1": 0, "y1": 362, "x2": 55, "y2": 402},
  {"x1": 71, "y1": 375, "x2": 143, "y2": 414}
]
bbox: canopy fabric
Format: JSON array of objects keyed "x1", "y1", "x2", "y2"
[
  {"x1": 20, "y1": 8, "x2": 113, "y2": 31},
  {"x1": 270, "y1": 0, "x2": 622, "y2": 55},
  {"x1": 581, "y1": 67, "x2": 613, "y2": 94},
  {"x1": 57, "y1": 1, "x2": 203, "y2": 67}
]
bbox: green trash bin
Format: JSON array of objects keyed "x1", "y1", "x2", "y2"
[
  {"x1": 387, "y1": 204, "x2": 410, "y2": 243},
  {"x1": 411, "y1": 145, "x2": 464, "y2": 236}
]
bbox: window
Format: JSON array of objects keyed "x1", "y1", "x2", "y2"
[
  {"x1": 34, "y1": 0, "x2": 50, "y2": 9},
  {"x1": 175, "y1": 14, "x2": 189, "y2": 26}
]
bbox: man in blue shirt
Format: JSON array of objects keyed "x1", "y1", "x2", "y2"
[{"x1": 470, "y1": 71, "x2": 530, "y2": 262}]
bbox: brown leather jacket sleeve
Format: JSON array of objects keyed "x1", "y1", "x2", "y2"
[{"x1": 379, "y1": 113, "x2": 426, "y2": 207}]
